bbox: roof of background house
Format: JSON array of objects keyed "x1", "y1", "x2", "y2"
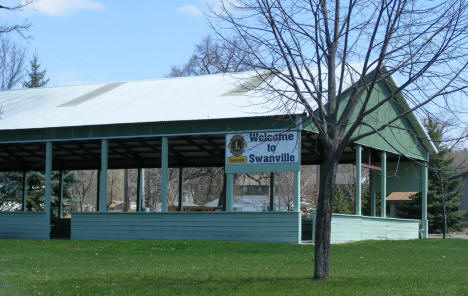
[{"x1": 386, "y1": 192, "x2": 418, "y2": 201}]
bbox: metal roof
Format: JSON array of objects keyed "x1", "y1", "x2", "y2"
[
  {"x1": 0, "y1": 72, "x2": 307, "y2": 130},
  {"x1": 0, "y1": 63, "x2": 371, "y2": 131}
]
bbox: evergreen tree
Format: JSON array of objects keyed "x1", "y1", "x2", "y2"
[
  {"x1": 400, "y1": 118, "x2": 464, "y2": 233},
  {"x1": 23, "y1": 53, "x2": 49, "y2": 88},
  {"x1": 332, "y1": 186, "x2": 354, "y2": 214},
  {"x1": 50, "y1": 171, "x2": 80, "y2": 218},
  {"x1": 0, "y1": 172, "x2": 22, "y2": 210},
  {"x1": 8, "y1": 55, "x2": 79, "y2": 218},
  {"x1": 1, "y1": 171, "x2": 80, "y2": 217},
  {"x1": 425, "y1": 118, "x2": 464, "y2": 233}
]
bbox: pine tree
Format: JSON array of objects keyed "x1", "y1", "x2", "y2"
[
  {"x1": 18, "y1": 55, "x2": 78, "y2": 218},
  {"x1": 425, "y1": 118, "x2": 464, "y2": 233},
  {"x1": 400, "y1": 119, "x2": 464, "y2": 233},
  {"x1": 50, "y1": 171, "x2": 80, "y2": 218},
  {"x1": 23, "y1": 54, "x2": 49, "y2": 88},
  {"x1": 11, "y1": 54, "x2": 51, "y2": 213},
  {"x1": 332, "y1": 185, "x2": 354, "y2": 214}
]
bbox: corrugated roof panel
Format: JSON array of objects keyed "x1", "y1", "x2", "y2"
[
  {"x1": 0, "y1": 64, "x2": 364, "y2": 131},
  {"x1": 59, "y1": 82, "x2": 126, "y2": 107},
  {"x1": 0, "y1": 72, "x2": 297, "y2": 130}
]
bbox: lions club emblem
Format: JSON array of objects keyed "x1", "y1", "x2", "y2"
[{"x1": 227, "y1": 135, "x2": 247, "y2": 163}]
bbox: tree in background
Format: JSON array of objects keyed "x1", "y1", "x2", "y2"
[
  {"x1": 70, "y1": 170, "x2": 97, "y2": 212},
  {"x1": 20, "y1": 55, "x2": 78, "y2": 217},
  {"x1": 400, "y1": 118, "x2": 464, "y2": 233},
  {"x1": 0, "y1": 171, "x2": 47, "y2": 211},
  {"x1": 14, "y1": 54, "x2": 50, "y2": 212},
  {"x1": 169, "y1": 36, "x2": 254, "y2": 208},
  {"x1": 0, "y1": 1, "x2": 31, "y2": 91},
  {"x1": 332, "y1": 186, "x2": 354, "y2": 214},
  {"x1": 23, "y1": 53, "x2": 49, "y2": 88},
  {"x1": 0, "y1": 1, "x2": 31, "y2": 210},
  {"x1": 0, "y1": 37, "x2": 25, "y2": 90},
  {"x1": 50, "y1": 171, "x2": 80, "y2": 218},
  {"x1": 0, "y1": 172, "x2": 21, "y2": 210},
  {"x1": 425, "y1": 119, "x2": 463, "y2": 233},
  {"x1": 169, "y1": 36, "x2": 252, "y2": 77}
]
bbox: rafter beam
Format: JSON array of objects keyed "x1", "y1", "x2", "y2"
[
  {"x1": 185, "y1": 138, "x2": 223, "y2": 158},
  {"x1": 0, "y1": 146, "x2": 27, "y2": 167}
]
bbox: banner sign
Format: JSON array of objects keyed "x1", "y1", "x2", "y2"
[{"x1": 225, "y1": 131, "x2": 299, "y2": 167}]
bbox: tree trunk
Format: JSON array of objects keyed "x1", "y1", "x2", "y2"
[
  {"x1": 124, "y1": 169, "x2": 129, "y2": 212},
  {"x1": 314, "y1": 155, "x2": 338, "y2": 280},
  {"x1": 218, "y1": 172, "x2": 226, "y2": 210}
]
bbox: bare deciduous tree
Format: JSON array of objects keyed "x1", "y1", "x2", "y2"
[
  {"x1": 0, "y1": 37, "x2": 25, "y2": 90},
  {"x1": 169, "y1": 36, "x2": 257, "y2": 207},
  {"x1": 71, "y1": 170, "x2": 97, "y2": 212},
  {"x1": 0, "y1": 1, "x2": 30, "y2": 91},
  {"x1": 212, "y1": 0, "x2": 468, "y2": 280},
  {"x1": 169, "y1": 36, "x2": 252, "y2": 77},
  {"x1": 0, "y1": 1, "x2": 31, "y2": 37}
]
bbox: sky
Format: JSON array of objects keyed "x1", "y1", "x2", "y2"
[
  {"x1": 1, "y1": 0, "x2": 466, "y2": 148},
  {"x1": 3, "y1": 0, "x2": 217, "y2": 86}
]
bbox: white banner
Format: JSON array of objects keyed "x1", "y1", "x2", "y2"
[{"x1": 226, "y1": 131, "x2": 299, "y2": 165}]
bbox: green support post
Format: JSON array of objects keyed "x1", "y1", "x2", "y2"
[
  {"x1": 226, "y1": 173, "x2": 233, "y2": 212},
  {"x1": 178, "y1": 167, "x2": 184, "y2": 211},
  {"x1": 380, "y1": 151, "x2": 387, "y2": 217},
  {"x1": 294, "y1": 128, "x2": 301, "y2": 213},
  {"x1": 96, "y1": 170, "x2": 100, "y2": 211},
  {"x1": 123, "y1": 169, "x2": 129, "y2": 212},
  {"x1": 161, "y1": 136, "x2": 168, "y2": 212},
  {"x1": 294, "y1": 170, "x2": 302, "y2": 243},
  {"x1": 58, "y1": 170, "x2": 64, "y2": 218},
  {"x1": 44, "y1": 142, "x2": 52, "y2": 220},
  {"x1": 98, "y1": 139, "x2": 108, "y2": 212},
  {"x1": 222, "y1": 172, "x2": 227, "y2": 211},
  {"x1": 370, "y1": 170, "x2": 376, "y2": 216},
  {"x1": 137, "y1": 168, "x2": 144, "y2": 212},
  {"x1": 295, "y1": 128, "x2": 302, "y2": 243},
  {"x1": 421, "y1": 155, "x2": 429, "y2": 238},
  {"x1": 269, "y1": 172, "x2": 275, "y2": 211},
  {"x1": 355, "y1": 145, "x2": 362, "y2": 216},
  {"x1": 293, "y1": 170, "x2": 300, "y2": 212},
  {"x1": 21, "y1": 171, "x2": 27, "y2": 211}
]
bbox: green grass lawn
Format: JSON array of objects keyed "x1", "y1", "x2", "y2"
[{"x1": 0, "y1": 239, "x2": 467, "y2": 296}]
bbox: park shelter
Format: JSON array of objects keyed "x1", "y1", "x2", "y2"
[{"x1": 0, "y1": 68, "x2": 436, "y2": 243}]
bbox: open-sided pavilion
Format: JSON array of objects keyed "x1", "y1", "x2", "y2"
[{"x1": 0, "y1": 70, "x2": 435, "y2": 243}]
